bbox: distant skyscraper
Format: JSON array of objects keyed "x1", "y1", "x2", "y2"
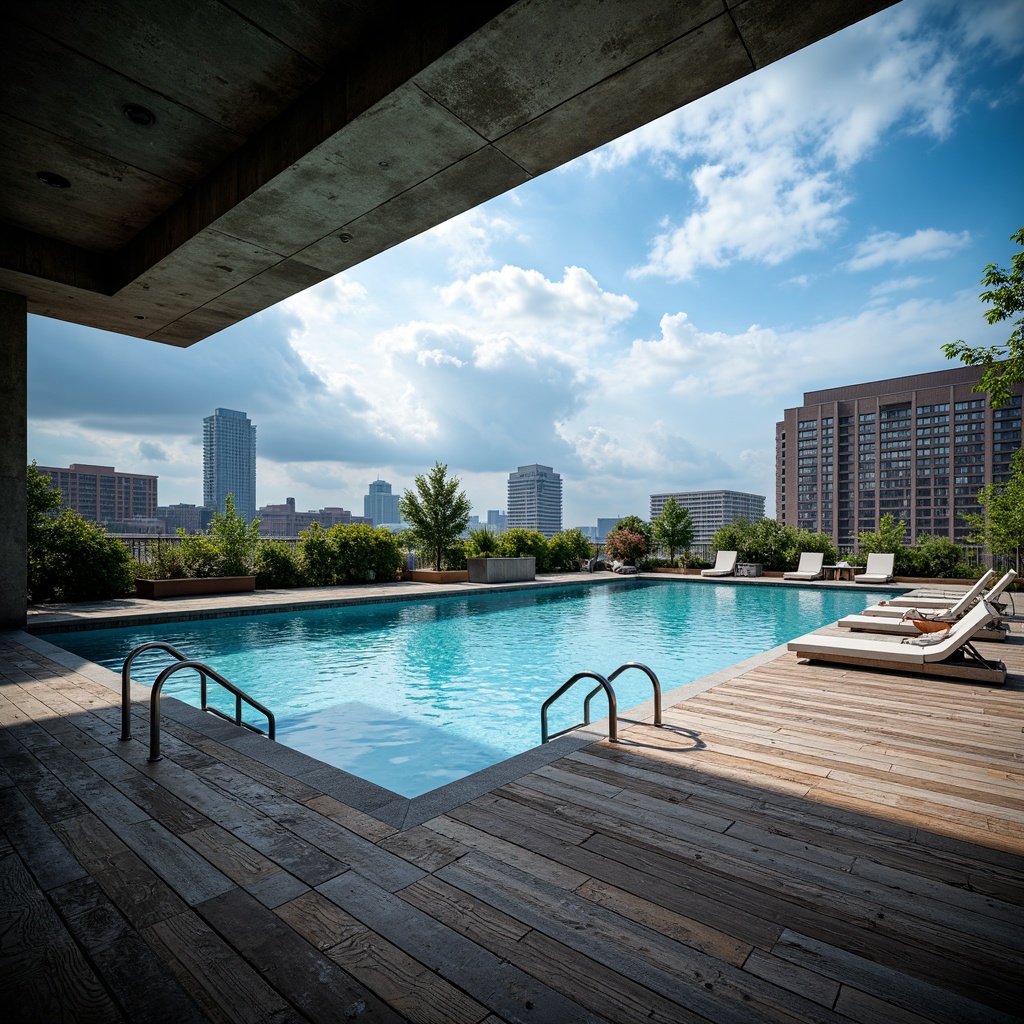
[
  {"x1": 364, "y1": 478, "x2": 400, "y2": 526},
  {"x1": 507, "y1": 464, "x2": 562, "y2": 538},
  {"x1": 486, "y1": 510, "x2": 508, "y2": 535},
  {"x1": 203, "y1": 408, "x2": 257, "y2": 523}
]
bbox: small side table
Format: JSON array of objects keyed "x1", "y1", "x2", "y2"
[
  {"x1": 736, "y1": 562, "x2": 763, "y2": 577},
  {"x1": 824, "y1": 565, "x2": 856, "y2": 582}
]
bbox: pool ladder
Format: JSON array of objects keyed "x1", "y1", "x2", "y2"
[
  {"x1": 119, "y1": 642, "x2": 276, "y2": 762},
  {"x1": 541, "y1": 662, "x2": 662, "y2": 744}
]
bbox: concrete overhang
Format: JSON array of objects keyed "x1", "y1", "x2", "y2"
[{"x1": 2, "y1": 0, "x2": 899, "y2": 347}]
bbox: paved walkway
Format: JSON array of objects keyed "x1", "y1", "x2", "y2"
[{"x1": 3, "y1": 577, "x2": 1021, "y2": 1022}]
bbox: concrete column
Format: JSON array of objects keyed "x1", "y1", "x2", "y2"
[{"x1": 0, "y1": 291, "x2": 28, "y2": 629}]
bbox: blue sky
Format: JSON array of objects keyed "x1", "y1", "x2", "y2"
[{"x1": 27, "y1": 0, "x2": 1024, "y2": 528}]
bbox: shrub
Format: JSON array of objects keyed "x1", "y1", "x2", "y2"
[
  {"x1": 334, "y1": 524, "x2": 404, "y2": 583},
  {"x1": 144, "y1": 538, "x2": 185, "y2": 579},
  {"x1": 177, "y1": 531, "x2": 221, "y2": 578},
  {"x1": 605, "y1": 528, "x2": 648, "y2": 566},
  {"x1": 296, "y1": 522, "x2": 335, "y2": 585},
  {"x1": 547, "y1": 528, "x2": 594, "y2": 571},
  {"x1": 30, "y1": 509, "x2": 135, "y2": 602},
  {"x1": 254, "y1": 540, "x2": 302, "y2": 588},
  {"x1": 496, "y1": 529, "x2": 551, "y2": 572},
  {"x1": 466, "y1": 527, "x2": 498, "y2": 557}
]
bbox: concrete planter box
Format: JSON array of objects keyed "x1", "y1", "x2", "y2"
[
  {"x1": 467, "y1": 557, "x2": 536, "y2": 584},
  {"x1": 405, "y1": 569, "x2": 469, "y2": 584},
  {"x1": 135, "y1": 576, "x2": 256, "y2": 599}
]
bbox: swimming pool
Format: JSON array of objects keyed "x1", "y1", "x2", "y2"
[{"x1": 45, "y1": 580, "x2": 890, "y2": 798}]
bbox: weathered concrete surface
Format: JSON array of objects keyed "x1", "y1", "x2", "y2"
[
  {"x1": 1, "y1": 0, "x2": 900, "y2": 345},
  {"x1": 0, "y1": 291, "x2": 27, "y2": 629}
]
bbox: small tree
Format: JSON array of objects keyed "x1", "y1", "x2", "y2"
[
  {"x1": 962, "y1": 448, "x2": 1024, "y2": 575},
  {"x1": 605, "y1": 515, "x2": 653, "y2": 565},
  {"x1": 943, "y1": 226, "x2": 1024, "y2": 407},
  {"x1": 208, "y1": 493, "x2": 261, "y2": 575},
  {"x1": 398, "y1": 462, "x2": 472, "y2": 571},
  {"x1": 653, "y1": 498, "x2": 695, "y2": 564}
]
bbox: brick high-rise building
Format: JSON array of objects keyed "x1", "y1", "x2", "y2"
[
  {"x1": 36, "y1": 464, "x2": 158, "y2": 524},
  {"x1": 776, "y1": 366, "x2": 1022, "y2": 550}
]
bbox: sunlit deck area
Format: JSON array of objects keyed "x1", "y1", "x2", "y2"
[{"x1": 2, "y1": 583, "x2": 1022, "y2": 1023}]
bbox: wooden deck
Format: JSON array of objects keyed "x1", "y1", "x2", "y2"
[{"x1": 2, "y1": 606, "x2": 1023, "y2": 1022}]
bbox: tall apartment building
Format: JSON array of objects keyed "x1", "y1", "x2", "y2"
[
  {"x1": 364, "y1": 478, "x2": 400, "y2": 526},
  {"x1": 649, "y1": 490, "x2": 766, "y2": 545},
  {"x1": 203, "y1": 408, "x2": 257, "y2": 523},
  {"x1": 776, "y1": 366, "x2": 1022, "y2": 550},
  {"x1": 37, "y1": 464, "x2": 158, "y2": 524},
  {"x1": 507, "y1": 464, "x2": 562, "y2": 538}
]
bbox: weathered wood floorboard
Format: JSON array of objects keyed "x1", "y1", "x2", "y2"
[{"x1": 2, "y1": 625, "x2": 1022, "y2": 1023}]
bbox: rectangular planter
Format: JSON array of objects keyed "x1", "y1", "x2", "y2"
[
  {"x1": 467, "y1": 557, "x2": 536, "y2": 584},
  {"x1": 135, "y1": 576, "x2": 256, "y2": 599},
  {"x1": 405, "y1": 570, "x2": 470, "y2": 584}
]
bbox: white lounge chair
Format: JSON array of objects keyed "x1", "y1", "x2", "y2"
[
  {"x1": 855, "y1": 552, "x2": 894, "y2": 583},
  {"x1": 861, "y1": 569, "x2": 1000, "y2": 617},
  {"x1": 837, "y1": 601, "x2": 1008, "y2": 642},
  {"x1": 869, "y1": 569, "x2": 1015, "y2": 611},
  {"x1": 788, "y1": 600, "x2": 1006, "y2": 684},
  {"x1": 701, "y1": 550, "x2": 737, "y2": 577},
  {"x1": 783, "y1": 552, "x2": 824, "y2": 581}
]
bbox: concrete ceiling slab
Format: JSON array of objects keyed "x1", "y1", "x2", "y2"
[{"x1": 1, "y1": 0, "x2": 900, "y2": 347}]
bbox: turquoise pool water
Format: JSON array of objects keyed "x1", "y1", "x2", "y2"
[{"x1": 45, "y1": 580, "x2": 890, "y2": 798}]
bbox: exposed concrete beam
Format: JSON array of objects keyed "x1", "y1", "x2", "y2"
[{"x1": 0, "y1": 291, "x2": 27, "y2": 629}]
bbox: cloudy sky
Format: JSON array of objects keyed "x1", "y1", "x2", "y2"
[{"x1": 27, "y1": 0, "x2": 1024, "y2": 528}]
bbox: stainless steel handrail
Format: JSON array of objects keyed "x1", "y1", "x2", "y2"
[
  {"x1": 120, "y1": 642, "x2": 275, "y2": 762},
  {"x1": 607, "y1": 662, "x2": 663, "y2": 727},
  {"x1": 541, "y1": 662, "x2": 664, "y2": 744},
  {"x1": 120, "y1": 641, "x2": 195, "y2": 742},
  {"x1": 541, "y1": 671, "x2": 618, "y2": 744}
]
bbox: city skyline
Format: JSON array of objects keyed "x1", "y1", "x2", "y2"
[{"x1": 24, "y1": 0, "x2": 1024, "y2": 526}]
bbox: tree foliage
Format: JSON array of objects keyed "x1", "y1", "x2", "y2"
[
  {"x1": 466, "y1": 527, "x2": 498, "y2": 557},
  {"x1": 496, "y1": 528, "x2": 551, "y2": 572},
  {"x1": 943, "y1": 226, "x2": 1024, "y2": 407},
  {"x1": 604, "y1": 515, "x2": 653, "y2": 565},
  {"x1": 961, "y1": 448, "x2": 1024, "y2": 575},
  {"x1": 398, "y1": 462, "x2": 472, "y2": 571},
  {"x1": 296, "y1": 522, "x2": 404, "y2": 584},
  {"x1": 547, "y1": 528, "x2": 595, "y2": 571},
  {"x1": 27, "y1": 465, "x2": 135, "y2": 602},
  {"x1": 207, "y1": 493, "x2": 261, "y2": 575},
  {"x1": 652, "y1": 498, "x2": 695, "y2": 563},
  {"x1": 710, "y1": 519, "x2": 837, "y2": 572}
]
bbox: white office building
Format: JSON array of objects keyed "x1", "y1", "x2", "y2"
[
  {"x1": 507, "y1": 464, "x2": 562, "y2": 538},
  {"x1": 649, "y1": 490, "x2": 765, "y2": 545},
  {"x1": 364, "y1": 477, "x2": 401, "y2": 526}
]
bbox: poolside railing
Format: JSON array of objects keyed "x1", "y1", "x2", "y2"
[
  {"x1": 541, "y1": 662, "x2": 663, "y2": 744},
  {"x1": 120, "y1": 641, "x2": 275, "y2": 762}
]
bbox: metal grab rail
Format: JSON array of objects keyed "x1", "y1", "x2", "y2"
[
  {"x1": 120, "y1": 641, "x2": 194, "y2": 742},
  {"x1": 607, "y1": 662, "x2": 663, "y2": 727},
  {"x1": 119, "y1": 642, "x2": 275, "y2": 762},
  {"x1": 541, "y1": 662, "x2": 664, "y2": 744},
  {"x1": 541, "y1": 671, "x2": 618, "y2": 744}
]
